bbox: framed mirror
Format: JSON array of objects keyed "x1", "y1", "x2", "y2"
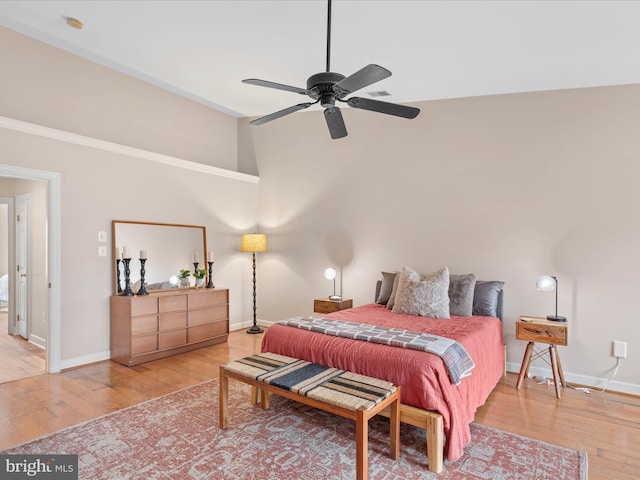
[{"x1": 112, "y1": 220, "x2": 207, "y2": 295}]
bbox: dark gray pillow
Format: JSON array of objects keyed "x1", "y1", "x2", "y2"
[
  {"x1": 472, "y1": 280, "x2": 505, "y2": 317},
  {"x1": 376, "y1": 271, "x2": 398, "y2": 305},
  {"x1": 448, "y1": 273, "x2": 477, "y2": 316},
  {"x1": 386, "y1": 273, "x2": 401, "y2": 310}
]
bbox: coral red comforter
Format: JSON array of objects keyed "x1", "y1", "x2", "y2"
[{"x1": 261, "y1": 303, "x2": 504, "y2": 462}]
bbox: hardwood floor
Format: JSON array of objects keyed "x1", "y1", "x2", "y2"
[
  {"x1": 1, "y1": 328, "x2": 638, "y2": 479},
  {"x1": 0, "y1": 311, "x2": 46, "y2": 383}
]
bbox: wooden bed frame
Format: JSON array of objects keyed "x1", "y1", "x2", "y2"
[{"x1": 371, "y1": 280, "x2": 504, "y2": 473}]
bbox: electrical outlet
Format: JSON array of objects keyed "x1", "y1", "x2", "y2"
[{"x1": 613, "y1": 340, "x2": 627, "y2": 359}]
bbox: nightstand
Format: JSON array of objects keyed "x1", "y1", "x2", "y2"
[
  {"x1": 313, "y1": 297, "x2": 353, "y2": 314},
  {"x1": 515, "y1": 316, "x2": 568, "y2": 398}
]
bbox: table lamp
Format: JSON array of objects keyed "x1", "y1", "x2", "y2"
[
  {"x1": 324, "y1": 267, "x2": 341, "y2": 301},
  {"x1": 536, "y1": 275, "x2": 567, "y2": 322}
]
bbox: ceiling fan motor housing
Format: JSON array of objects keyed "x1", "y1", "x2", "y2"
[{"x1": 307, "y1": 72, "x2": 346, "y2": 107}]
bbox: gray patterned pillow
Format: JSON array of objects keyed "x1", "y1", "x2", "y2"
[
  {"x1": 448, "y1": 273, "x2": 477, "y2": 316},
  {"x1": 392, "y1": 266, "x2": 450, "y2": 319}
]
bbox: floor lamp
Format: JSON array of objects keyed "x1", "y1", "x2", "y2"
[{"x1": 241, "y1": 233, "x2": 267, "y2": 334}]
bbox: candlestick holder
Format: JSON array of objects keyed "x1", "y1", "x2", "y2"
[
  {"x1": 193, "y1": 262, "x2": 199, "y2": 276},
  {"x1": 116, "y1": 258, "x2": 123, "y2": 294},
  {"x1": 137, "y1": 258, "x2": 149, "y2": 296},
  {"x1": 206, "y1": 261, "x2": 215, "y2": 288},
  {"x1": 121, "y1": 258, "x2": 134, "y2": 296}
]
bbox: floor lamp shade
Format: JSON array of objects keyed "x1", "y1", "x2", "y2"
[
  {"x1": 241, "y1": 233, "x2": 267, "y2": 253},
  {"x1": 242, "y1": 233, "x2": 267, "y2": 334}
]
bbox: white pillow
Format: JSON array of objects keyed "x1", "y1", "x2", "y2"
[{"x1": 392, "y1": 266, "x2": 450, "y2": 319}]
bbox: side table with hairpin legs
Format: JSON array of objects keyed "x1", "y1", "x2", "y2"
[{"x1": 515, "y1": 316, "x2": 568, "y2": 399}]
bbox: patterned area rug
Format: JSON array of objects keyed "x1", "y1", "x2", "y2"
[{"x1": 3, "y1": 379, "x2": 587, "y2": 479}]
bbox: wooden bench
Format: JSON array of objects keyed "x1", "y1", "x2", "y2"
[{"x1": 219, "y1": 352, "x2": 401, "y2": 480}]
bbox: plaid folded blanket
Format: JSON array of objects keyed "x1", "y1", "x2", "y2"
[{"x1": 278, "y1": 317, "x2": 475, "y2": 385}]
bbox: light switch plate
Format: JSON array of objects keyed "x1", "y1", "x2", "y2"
[
  {"x1": 98, "y1": 231, "x2": 107, "y2": 242},
  {"x1": 98, "y1": 246, "x2": 107, "y2": 257}
]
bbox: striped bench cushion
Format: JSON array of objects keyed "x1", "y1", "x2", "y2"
[{"x1": 224, "y1": 352, "x2": 397, "y2": 412}]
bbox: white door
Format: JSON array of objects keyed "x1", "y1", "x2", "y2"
[{"x1": 16, "y1": 194, "x2": 29, "y2": 339}]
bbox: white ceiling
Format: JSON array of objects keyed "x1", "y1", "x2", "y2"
[{"x1": 2, "y1": 0, "x2": 640, "y2": 119}]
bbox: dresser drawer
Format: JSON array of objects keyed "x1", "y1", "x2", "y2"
[
  {"x1": 189, "y1": 289, "x2": 228, "y2": 309},
  {"x1": 159, "y1": 330, "x2": 187, "y2": 350},
  {"x1": 188, "y1": 305, "x2": 227, "y2": 326},
  {"x1": 131, "y1": 315, "x2": 158, "y2": 336},
  {"x1": 131, "y1": 297, "x2": 158, "y2": 317},
  {"x1": 188, "y1": 321, "x2": 228, "y2": 343},
  {"x1": 159, "y1": 294, "x2": 187, "y2": 313},
  {"x1": 131, "y1": 334, "x2": 157, "y2": 355},
  {"x1": 159, "y1": 311, "x2": 187, "y2": 331}
]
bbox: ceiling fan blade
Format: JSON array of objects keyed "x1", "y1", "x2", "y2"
[
  {"x1": 333, "y1": 64, "x2": 392, "y2": 96},
  {"x1": 250, "y1": 103, "x2": 315, "y2": 125},
  {"x1": 324, "y1": 107, "x2": 348, "y2": 139},
  {"x1": 346, "y1": 97, "x2": 420, "y2": 119},
  {"x1": 242, "y1": 78, "x2": 308, "y2": 95}
]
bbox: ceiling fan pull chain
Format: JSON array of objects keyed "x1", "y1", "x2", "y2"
[{"x1": 326, "y1": 0, "x2": 332, "y2": 72}]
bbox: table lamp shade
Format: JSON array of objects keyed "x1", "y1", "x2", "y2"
[
  {"x1": 536, "y1": 275, "x2": 556, "y2": 293},
  {"x1": 241, "y1": 233, "x2": 267, "y2": 252},
  {"x1": 324, "y1": 267, "x2": 337, "y2": 280}
]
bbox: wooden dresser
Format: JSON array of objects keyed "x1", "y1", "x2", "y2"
[{"x1": 110, "y1": 288, "x2": 229, "y2": 366}]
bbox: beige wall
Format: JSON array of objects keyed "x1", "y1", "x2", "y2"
[
  {"x1": 241, "y1": 84, "x2": 640, "y2": 393},
  {"x1": 0, "y1": 26, "x2": 237, "y2": 171}
]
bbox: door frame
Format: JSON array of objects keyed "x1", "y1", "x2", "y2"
[
  {"x1": 0, "y1": 164, "x2": 61, "y2": 373},
  {"x1": 0, "y1": 197, "x2": 15, "y2": 332}
]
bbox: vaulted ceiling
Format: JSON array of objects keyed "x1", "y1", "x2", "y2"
[{"x1": 2, "y1": 0, "x2": 640, "y2": 119}]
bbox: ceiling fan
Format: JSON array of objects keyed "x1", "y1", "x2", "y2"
[{"x1": 242, "y1": 0, "x2": 420, "y2": 139}]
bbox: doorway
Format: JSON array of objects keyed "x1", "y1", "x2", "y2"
[
  {"x1": 0, "y1": 188, "x2": 45, "y2": 383},
  {"x1": 0, "y1": 164, "x2": 61, "y2": 377}
]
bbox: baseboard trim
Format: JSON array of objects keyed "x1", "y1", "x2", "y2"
[
  {"x1": 29, "y1": 334, "x2": 46, "y2": 350},
  {"x1": 506, "y1": 361, "x2": 640, "y2": 396},
  {"x1": 60, "y1": 351, "x2": 111, "y2": 371}
]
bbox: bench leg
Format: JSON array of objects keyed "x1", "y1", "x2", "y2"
[
  {"x1": 355, "y1": 408, "x2": 368, "y2": 480},
  {"x1": 219, "y1": 366, "x2": 228, "y2": 429},
  {"x1": 389, "y1": 394, "x2": 400, "y2": 460},
  {"x1": 261, "y1": 388, "x2": 270, "y2": 409}
]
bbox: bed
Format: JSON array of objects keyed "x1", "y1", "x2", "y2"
[{"x1": 261, "y1": 268, "x2": 505, "y2": 472}]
